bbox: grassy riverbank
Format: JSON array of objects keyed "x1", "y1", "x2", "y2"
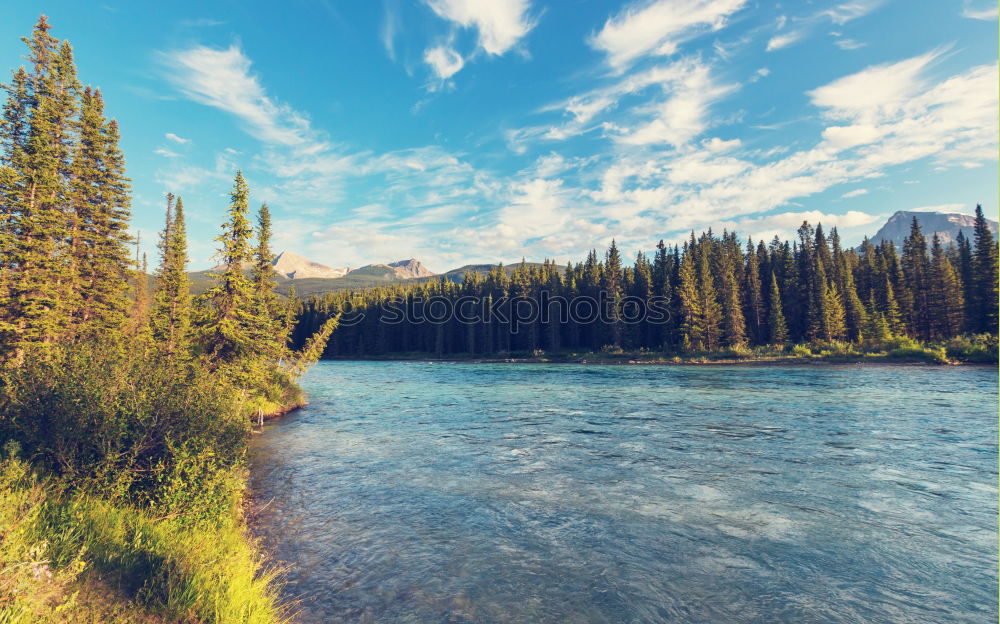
[
  {"x1": 0, "y1": 452, "x2": 285, "y2": 624},
  {"x1": 0, "y1": 340, "x2": 303, "y2": 623},
  {"x1": 323, "y1": 334, "x2": 998, "y2": 366}
]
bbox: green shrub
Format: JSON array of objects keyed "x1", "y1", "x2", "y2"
[
  {"x1": 887, "y1": 344, "x2": 949, "y2": 364},
  {"x1": 815, "y1": 341, "x2": 861, "y2": 358},
  {"x1": 0, "y1": 338, "x2": 249, "y2": 509},
  {"x1": 790, "y1": 344, "x2": 812, "y2": 357},
  {"x1": 719, "y1": 345, "x2": 753, "y2": 359},
  {"x1": 945, "y1": 334, "x2": 999, "y2": 363}
]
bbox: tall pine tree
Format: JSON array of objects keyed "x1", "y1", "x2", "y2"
[{"x1": 970, "y1": 204, "x2": 998, "y2": 333}]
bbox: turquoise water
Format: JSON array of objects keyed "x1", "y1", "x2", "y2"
[{"x1": 249, "y1": 361, "x2": 998, "y2": 623}]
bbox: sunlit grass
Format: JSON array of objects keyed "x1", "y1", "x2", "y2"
[{"x1": 0, "y1": 451, "x2": 289, "y2": 624}]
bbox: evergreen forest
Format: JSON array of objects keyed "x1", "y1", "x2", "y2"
[{"x1": 293, "y1": 212, "x2": 998, "y2": 362}]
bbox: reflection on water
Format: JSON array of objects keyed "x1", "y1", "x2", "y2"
[{"x1": 250, "y1": 362, "x2": 998, "y2": 623}]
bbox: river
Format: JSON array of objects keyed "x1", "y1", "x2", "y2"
[{"x1": 250, "y1": 361, "x2": 998, "y2": 623}]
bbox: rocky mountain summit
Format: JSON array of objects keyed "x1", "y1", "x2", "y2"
[
  {"x1": 272, "y1": 251, "x2": 352, "y2": 279},
  {"x1": 270, "y1": 252, "x2": 433, "y2": 280},
  {"x1": 385, "y1": 259, "x2": 435, "y2": 279},
  {"x1": 870, "y1": 210, "x2": 997, "y2": 247}
]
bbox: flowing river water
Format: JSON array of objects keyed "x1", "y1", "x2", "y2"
[{"x1": 249, "y1": 361, "x2": 998, "y2": 623}]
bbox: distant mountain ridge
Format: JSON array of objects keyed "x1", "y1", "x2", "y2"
[
  {"x1": 869, "y1": 210, "x2": 998, "y2": 248},
  {"x1": 273, "y1": 251, "x2": 352, "y2": 279},
  {"x1": 188, "y1": 252, "x2": 437, "y2": 295},
  {"x1": 271, "y1": 252, "x2": 435, "y2": 281},
  {"x1": 186, "y1": 209, "x2": 996, "y2": 297}
]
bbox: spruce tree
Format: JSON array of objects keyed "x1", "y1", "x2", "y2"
[
  {"x1": 743, "y1": 238, "x2": 764, "y2": 345},
  {"x1": 151, "y1": 194, "x2": 191, "y2": 356},
  {"x1": 831, "y1": 230, "x2": 866, "y2": 343},
  {"x1": 603, "y1": 240, "x2": 623, "y2": 347},
  {"x1": 5, "y1": 17, "x2": 80, "y2": 356},
  {"x1": 767, "y1": 271, "x2": 788, "y2": 345},
  {"x1": 928, "y1": 233, "x2": 964, "y2": 338},
  {"x1": 676, "y1": 241, "x2": 702, "y2": 351},
  {"x1": 955, "y1": 231, "x2": 974, "y2": 331},
  {"x1": 130, "y1": 244, "x2": 153, "y2": 343},
  {"x1": 652, "y1": 240, "x2": 673, "y2": 350},
  {"x1": 970, "y1": 204, "x2": 999, "y2": 333},
  {"x1": 283, "y1": 283, "x2": 299, "y2": 348},
  {"x1": 72, "y1": 89, "x2": 132, "y2": 335},
  {"x1": 716, "y1": 235, "x2": 746, "y2": 348},
  {"x1": 201, "y1": 171, "x2": 256, "y2": 367},
  {"x1": 697, "y1": 236, "x2": 722, "y2": 351},
  {"x1": 901, "y1": 217, "x2": 930, "y2": 338},
  {"x1": 863, "y1": 293, "x2": 892, "y2": 346},
  {"x1": 250, "y1": 202, "x2": 285, "y2": 359},
  {"x1": 0, "y1": 66, "x2": 31, "y2": 340}
]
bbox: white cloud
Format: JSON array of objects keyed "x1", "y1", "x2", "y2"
[
  {"x1": 424, "y1": 0, "x2": 535, "y2": 56},
  {"x1": 808, "y1": 50, "x2": 939, "y2": 123},
  {"x1": 161, "y1": 44, "x2": 317, "y2": 147},
  {"x1": 424, "y1": 44, "x2": 465, "y2": 81},
  {"x1": 496, "y1": 178, "x2": 570, "y2": 244},
  {"x1": 962, "y1": 3, "x2": 999, "y2": 20},
  {"x1": 833, "y1": 38, "x2": 866, "y2": 50},
  {"x1": 614, "y1": 60, "x2": 737, "y2": 147},
  {"x1": 766, "y1": 31, "x2": 803, "y2": 51},
  {"x1": 821, "y1": 124, "x2": 883, "y2": 150},
  {"x1": 165, "y1": 132, "x2": 190, "y2": 144},
  {"x1": 739, "y1": 210, "x2": 879, "y2": 230},
  {"x1": 381, "y1": 1, "x2": 401, "y2": 60},
  {"x1": 703, "y1": 137, "x2": 741, "y2": 152},
  {"x1": 822, "y1": 0, "x2": 884, "y2": 25},
  {"x1": 591, "y1": 0, "x2": 746, "y2": 70},
  {"x1": 154, "y1": 148, "x2": 180, "y2": 158},
  {"x1": 841, "y1": 188, "x2": 868, "y2": 198}
]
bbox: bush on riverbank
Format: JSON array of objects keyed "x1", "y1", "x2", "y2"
[
  {"x1": 944, "y1": 333, "x2": 999, "y2": 363},
  {"x1": 0, "y1": 338, "x2": 296, "y2": 623}
]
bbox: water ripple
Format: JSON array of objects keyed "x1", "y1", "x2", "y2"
[{"x1": 250, "y1": 362, "x2": 998, "y2": 624}]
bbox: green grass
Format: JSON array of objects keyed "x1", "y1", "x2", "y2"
[{"x1": 0, "y1": 450, "x2": 288, "y2": 624}]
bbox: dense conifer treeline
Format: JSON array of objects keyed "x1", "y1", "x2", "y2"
[{"x1": 294, "y1": 212, "x2": 998, "y2": 358}]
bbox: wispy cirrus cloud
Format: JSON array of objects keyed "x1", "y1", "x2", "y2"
[
  {"x1": 821, "y1": 0, "x2": 885, "y2": 25},
  {"x1": 590, "y1": 0, "x2": 746, "y2": 71},
  {"x1": 961, "y1": 2, "x2": 998, "y2": 20},
  {"x1": 765, "y1": 31, "x2": 804, "y2": 51},
  {"x1": 160, "y1": 44, "x2": 319, "y2": 148}
]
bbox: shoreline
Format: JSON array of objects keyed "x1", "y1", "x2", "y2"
[{"x1": 317, "y1": 353, "x2": 995, "y2": 367}]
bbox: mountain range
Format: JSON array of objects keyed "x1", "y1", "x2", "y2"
[
  {"x1": 187, "y1": 209, "x2": 997, "y2": 297},
  {"x1": 270, "y1": 251, "x2": 434, "y2": 281}
]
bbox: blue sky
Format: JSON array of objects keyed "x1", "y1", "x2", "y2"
[{"x1": 1, "y1": 1, "x2": 997, "y2": 271}]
